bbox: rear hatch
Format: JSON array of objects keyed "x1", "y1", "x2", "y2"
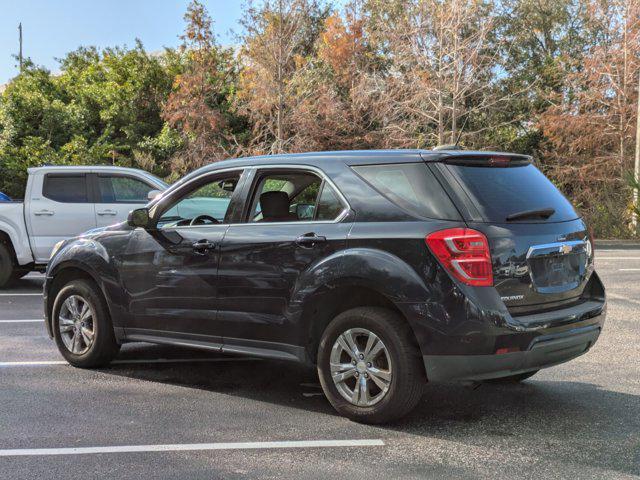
[{"x1": 427, "y1": 153, "x2": 594, "y2": 314}]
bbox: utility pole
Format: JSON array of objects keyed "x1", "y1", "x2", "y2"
[
  {"x1": 18, "y1": 23, "x2": 23, "y2": 72},
  {"x1": 634, "y1": 68, "x2": 640, "y2": 233}
]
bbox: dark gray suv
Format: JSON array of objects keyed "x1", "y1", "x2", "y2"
[{"x1": 44, "y1": 150, "x2": 606, "y2": 423}]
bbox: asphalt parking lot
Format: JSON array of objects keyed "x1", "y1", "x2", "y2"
[{"x1": 0, "y1": 249, "x2": 638, "y2": 480}]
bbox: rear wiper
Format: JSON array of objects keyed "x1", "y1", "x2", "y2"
[{"x1": 506, "y1": 208, "x2": 555, "y2": 222}]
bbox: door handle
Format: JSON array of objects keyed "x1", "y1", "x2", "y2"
[
  {"x1": 34, "y1": 210, "x2": 54, "y2": 216},
  {"x1": 295, "y1": 233, "x2": 327, "y2": 247},
  {"x1": 97, "y1": 209, "x2": 117, "y2": 216},
  {"x1": 192, "y1": 239, "x2": 216, "y2": 254}
]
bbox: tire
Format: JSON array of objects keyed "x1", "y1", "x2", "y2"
[
  {"x1": 317, "y1": 307, "x2": 425, "y2": 424},
  {"x1": 484, "y1": 370, "x2": 539, "y2": 384},
  {"x1": 52, "y1": 279, "x2": 120, "y2": 368},
  {"x1": 0, "y1": 242, "x2": 14, "y2": 288}
]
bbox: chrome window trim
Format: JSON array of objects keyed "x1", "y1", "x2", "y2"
[{"x1": 156, "y1": 164, "x2": 352, "y2": 231}]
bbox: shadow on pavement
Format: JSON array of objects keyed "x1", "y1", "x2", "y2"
[{"x1": 103, "y1": 343, "x2": 640, "y2": 476}]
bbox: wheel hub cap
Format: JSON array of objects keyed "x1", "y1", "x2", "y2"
[{"x1": 329, "y1": 328, "x2": 392, "y2": 407}]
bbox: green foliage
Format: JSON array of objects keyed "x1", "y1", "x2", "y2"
[{"x1": 0, "y1": 0, "x2": 636, "y2": 238}]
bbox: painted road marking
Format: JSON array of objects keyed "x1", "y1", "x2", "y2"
[
  {"x1": 597, "y1": 257, "x2": 640, "y2": 260},
  {"x1": 0, "y1": 319, "x2": 42, "y2": 323},
  {"x1": 619, "y1": 268, "x2": 640, "y2": 271},
  {"x1": 0, "y1": 357, "x2": 258, "y2": 367},
  {"x1": 0, "y1": 439, "x2": 385, "y2": 457},
  {"x1": 0, "y1": 293, "x2": 42, "y2": 297},
  {"x1": 607, "y1": 293, "x2": 640, "y2": 307}
]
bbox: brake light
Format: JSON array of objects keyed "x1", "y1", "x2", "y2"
[{"x1": 425, "y1": 228, "x2": 493, "y2": 287}]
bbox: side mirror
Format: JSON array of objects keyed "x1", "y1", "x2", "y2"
[
  {"x1": 128, "y1": 208, "x2": 151, "y2": 228},
  {"x1": 147, "y1": 189, "x2": 162, "y2": 201}
]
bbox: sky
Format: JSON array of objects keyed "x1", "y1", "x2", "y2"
[{"x1": 0, "y1": 0, "x2": 244, "y2": 84}]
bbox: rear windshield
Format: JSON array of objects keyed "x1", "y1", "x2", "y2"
[
  {"x1": 352, "y1": 163, "x2": 461, "y2": 220},
  {"x1": 446, "y1": 163, "x2": 578, "y2": 223}
]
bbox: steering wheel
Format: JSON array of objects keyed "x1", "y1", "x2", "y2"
[{"x1": 189, "y1": 215, "x2": 219, "y2": 226}]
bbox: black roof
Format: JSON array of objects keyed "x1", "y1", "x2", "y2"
[{"x1": 176, "y1": 149, "x2": 531, "y2": 184}]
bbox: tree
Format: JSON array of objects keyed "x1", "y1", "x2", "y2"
[
  {"x1": 162, "y1": 0, "x2": 245, "y2": 177},
  {"x1": 540, "y1": 0, "x2": 640, "y2": 236},
  {"x1": 237, "y1": 0, "x2": 330, "y2": 154}
]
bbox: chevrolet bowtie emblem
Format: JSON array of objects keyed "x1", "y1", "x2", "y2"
[{"x1": 559, "y1": 244, "x2": 573, "y2": 254}]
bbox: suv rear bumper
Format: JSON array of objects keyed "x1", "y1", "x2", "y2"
[{"x1": 423, "y1": 323, "x2": 602, "y2": 382}]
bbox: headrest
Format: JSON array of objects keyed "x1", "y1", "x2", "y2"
[{"x1": 259, "y1": 191, "x2": 291, "y2": 220}]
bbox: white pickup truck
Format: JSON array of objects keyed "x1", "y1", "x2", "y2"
[{"x1": 0, "y1": 166, "x2": 167, "y2": 286}]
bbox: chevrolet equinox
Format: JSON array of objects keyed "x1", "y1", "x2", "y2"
[{"x1": 44, "y1": 150, "x2": 606, "y2": 423}]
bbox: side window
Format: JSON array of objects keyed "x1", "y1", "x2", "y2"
[
  {"x1": 97, "y1": 176, "x2": 154, "y2": 203},
  {"x1": 248, "y1": 170, "x2": 345, "y2": 222},
  {"x1": 316, "y1": 183, "x2": 343, "y2": 220},
  {"x1": 352, "y1": 163, "x2": 461, "y2": 220},
  {"x1": 157, "y1": 173, "x2": 240, "y2": 228},
  {"x1": 42, "y1": 175, "x2": 88, "y2": 203}
]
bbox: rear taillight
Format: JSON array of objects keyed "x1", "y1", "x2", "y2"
[{"x1": 425, "y1": 228, "x2": 493, "y2": 287}]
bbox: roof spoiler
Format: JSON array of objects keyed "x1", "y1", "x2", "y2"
[{"x1": 420, "y1": 151, "x2": 532, "y2": 167}]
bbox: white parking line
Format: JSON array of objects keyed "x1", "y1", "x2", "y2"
[
  {"x1": 0, "y1": 293, "x2": 42, "y2": 297},
  {"x1": 597, "y1": 257, "x2": 640, "y2": 260},
  {"x1": 0, "y1": 319, "x2": 42, "y2": 323},
  {"x1": 0, "y1": 439, "x2": 384, "y2": 457},
  {"x1": 619, "y1": 268, "x2": 640, "y2": 271},
  {"x1": 607, "y1": 293, "x2": 640, "y2": 307},
  {"x1": 0, "y1": 357, "x2": 258, "y2": 367}
]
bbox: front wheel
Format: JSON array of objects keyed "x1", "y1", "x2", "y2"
[
  {"x1": 317, "y1": 307, "x2": 425, "y2": 424},
  {"x1": 52, "y1": 279, "x2": 120, "y2": 368}
]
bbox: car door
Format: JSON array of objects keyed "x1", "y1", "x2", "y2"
[
  {"x1": 27, "y1": 172, "x2": 96, "y2": 262},
  {"x1": 93, "y1": 173, "x2": 159, "y2": 227},
  {"x1": 216, "y1": 166, "x2": 352, "y2": 352},
  {"x1": 118, "y1": 169, "x2": 247, "y2": 343}
]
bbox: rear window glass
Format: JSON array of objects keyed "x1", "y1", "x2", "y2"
[
  {"x1": 352, "y1": 163, "x2": 461, "y2": 220},
  {"x1": 97, "y1": 176, "x2": 153, "y2": 203},
  {"x1": 43, "y1": 175, "x2": 88, "y2": 203},
  {"x1": 446, "y1": 163, "x2": 578, "y2": 223}
]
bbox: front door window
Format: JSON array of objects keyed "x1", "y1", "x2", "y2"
[{"x1": 158, "y1": 174, "x2": 240, "y2": 228}]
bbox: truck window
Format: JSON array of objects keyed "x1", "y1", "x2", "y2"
[
  {"x1": 42, "y1": 175, "x2": 89, "y2": 203},
  {"x1": 97, "y1": 175, "x2": 154, "y2": 203}
]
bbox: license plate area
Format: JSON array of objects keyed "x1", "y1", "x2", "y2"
[{"x1": 527, "y1": 241, "x2": 587, "y2": 294}]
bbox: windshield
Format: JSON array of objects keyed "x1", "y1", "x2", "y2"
[{"x1": 446, "y1": 163, "x2": 578, "y2": 223}]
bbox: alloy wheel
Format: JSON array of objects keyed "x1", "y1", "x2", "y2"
[
  {"x1": 58, "y1": 295, "x2": 95, "y2": 355},
  {"x1": 329, "y1": 328, "x2": 392, "y2": 407}
]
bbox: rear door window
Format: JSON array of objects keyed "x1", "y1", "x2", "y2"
[
  {"x1": 445, "y1": 163, "x2": 578, "y2": 223},
  {"x1": 351, "y1": 163, "x2": 461, "y2": 220},
  {"x1": 42, "y1": 175, "x2": 88, "y2": 203},
  {"x1": 97, "y1": 175, "x2": 154, "y2": 203}
]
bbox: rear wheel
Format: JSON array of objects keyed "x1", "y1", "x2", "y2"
[
  {"x1": 0, "y1": 243, "x2": 14, "y2": 288},
  {"x1": 52, "y1": 279, "x2": 120, "y2": 368},
  {"x1": 317, "y1": 307, "x2": 424, "y2": 424},
  {"x1": 485, "y1": 370, "x2": 539, "y2": 384}
]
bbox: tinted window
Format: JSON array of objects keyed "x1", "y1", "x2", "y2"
[
  {"x1": 158, "y1": 174, "x2": 239, "y2": 228},
  {"x1": 352, "y1": 163, "x2": 460, "y2": 220},
  {"x1": 97, "y1": 176, "x2": 154, "y2": 203},
  {"x1": 316, "y1": 183, "x2": 344, "y2": 220},
  {"x1": 43, "y1": 175, "x2": 88, "y2": 203},
  {"x1": 249, "y1": 171, "x2": 320, "y2": 223},
  {"x1": 446, "y1": 163, "x2": 578, "y2": 223}
]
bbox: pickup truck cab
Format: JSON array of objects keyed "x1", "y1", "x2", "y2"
[{"x1": 0, "y1": 166, "x2": 167, "y2": 286}]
